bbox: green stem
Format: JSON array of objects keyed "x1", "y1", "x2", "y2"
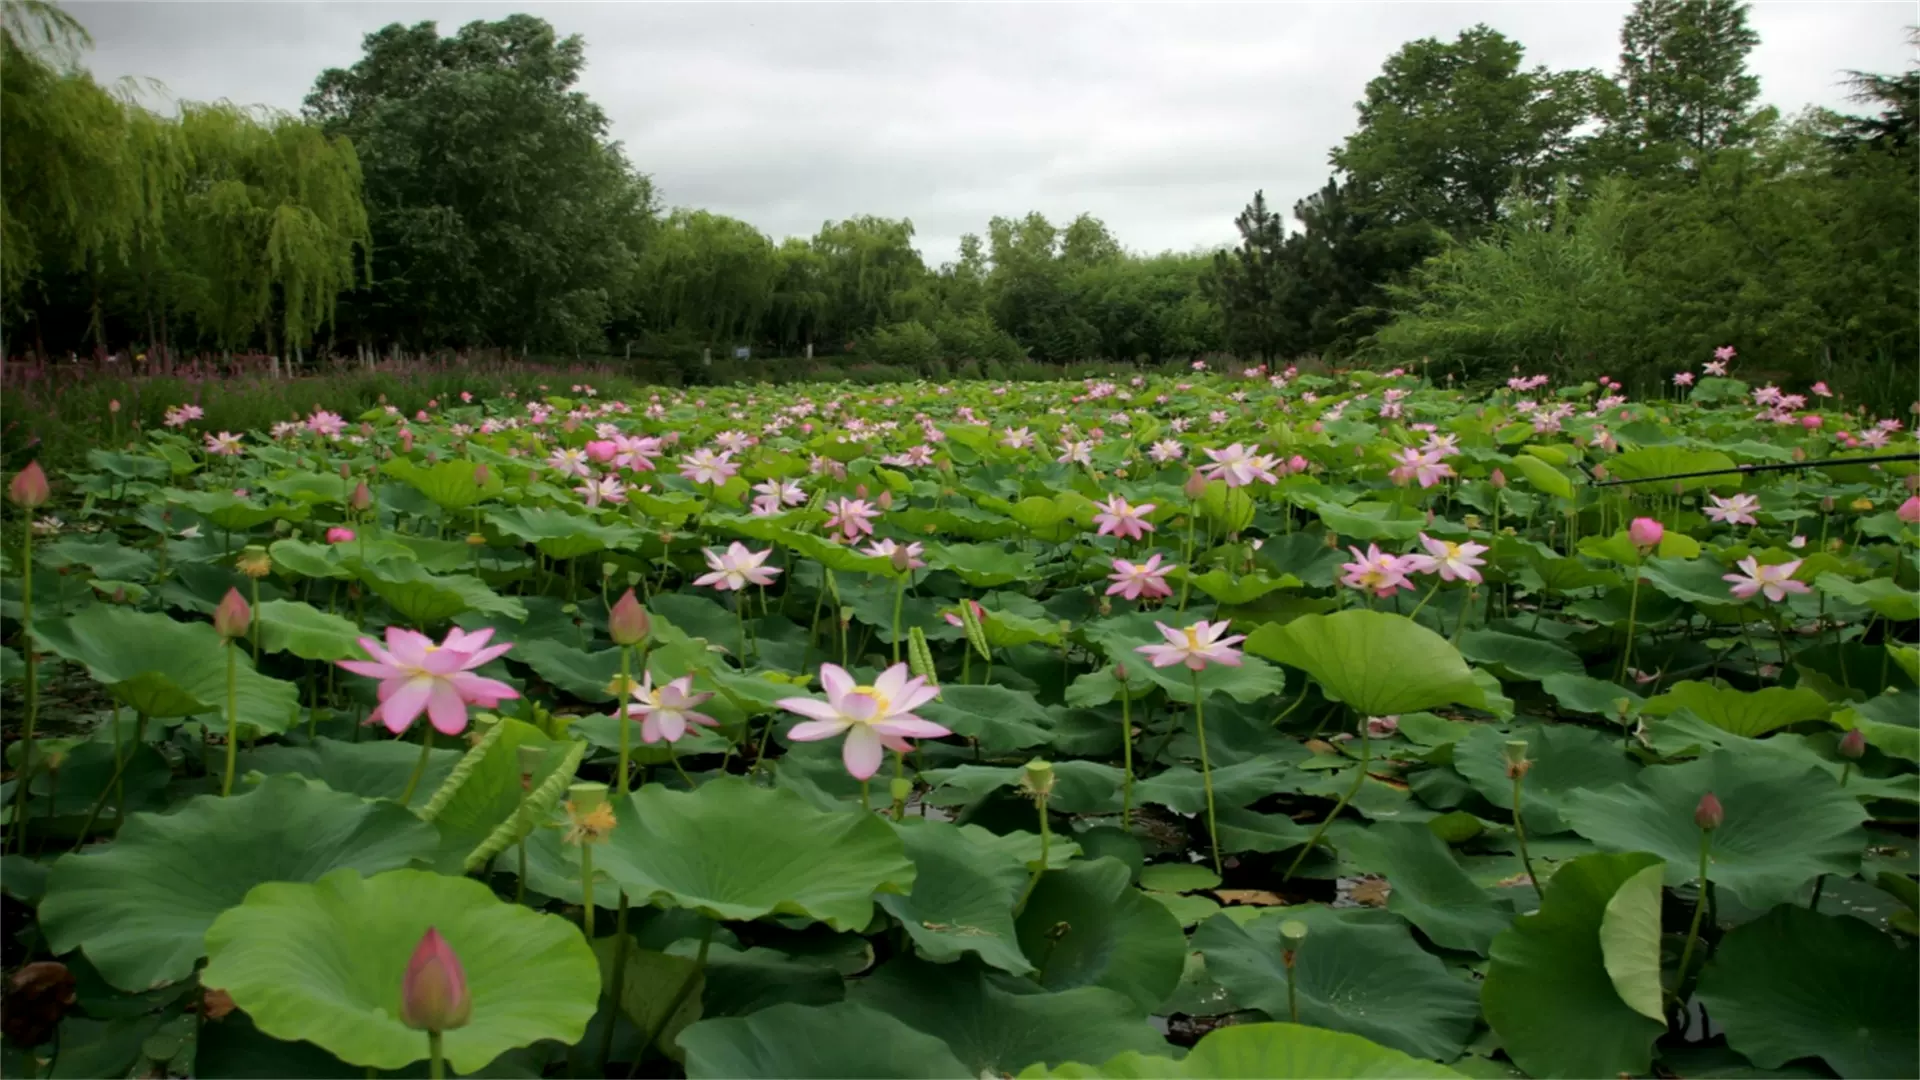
[
  {"x1": 1618, "y1": 570, "x2": 1643, "y2": 682},
  {"x1": 890, "y1": 573, "x2": 905, "y2": 665},
  {"x1": 1405, "y1": 577, "x2": 1443, "y2": 621},
  {"x1": 427, "y1": 1029, "x2": 445, "y2": 1080},
  {"x1": 598, "y1": 893, "x2": 632, "y2": 1071},
  {"x1": 889, "y1": 750, "x2": 907, "y2": 821},
  {"x1": 12, "y1": 525, "x2": 35, "y2": 853},
  {"x1": 1512, "y1": 772, "x2": 1544, "y2": 906},
  {"x1": 1119, "y1": 687, "x2": 1134, "y2": 830},
  {"x1": 581, "y1": 842, "x2": 596, "y2": 938},
  {"x1": 398, "y1": 727, "x2": 435, "y2": 806},
  {"x1": 1016, "y1": 793, "x2": 1052, "y2": 911},
  {"x1": 221, "y1": 643, "x2": 239, "y2": 796},
  {"x1": 1192, "y1": 668, "x2": 1223, "y2": 878},
  {"x1": 1675, "y1": 828, "x2": 1714, "y2": 997},
  {"x1": 514, "y1": 779, "x2": 531, "y2": 906},
  {"x1": 1177, "y1": 503, "x2": 1196, "y2": 612},
  {"x1": 1284, "y1": 716, "x2": 1370, "y2": 881},
  {"x1": 1284, "y1": 954, "x2": 1300, "y2": 1023},
  {"x1": 249, "y1": 576, "x2": 261, "y2": 662},
  {"x1": 632, "y1": 923, "x2": 714, "y2": 1076},
  {"x1": 615, "y1": 646, "x2": 633, "y2": 796}
]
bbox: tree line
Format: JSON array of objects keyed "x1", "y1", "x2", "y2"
[{"x1": 2, "y1": 0, "x2": 1911, "y2": 391}]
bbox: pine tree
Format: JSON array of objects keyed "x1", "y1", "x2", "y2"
[
  {"x1": 1617, "y1": 0, "x2": 1761, "y2": 167},
  {"x1": 1208, "y1": 191, "x2": 1293, "y2": 361}
]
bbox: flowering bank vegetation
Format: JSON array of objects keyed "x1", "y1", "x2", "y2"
[{"x1": 0, "y1": 355, "x2": 1915, "y2": 1078}]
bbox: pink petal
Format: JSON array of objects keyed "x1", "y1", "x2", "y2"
[
  {"x1": 788, "y1": 718, "x2": 851, "y2": 742},
  {"x1": 337, "y1": 659, "x2": 396, "y2": 679},
  {"x1": 425, "y1": 682, "x2": 469, "y2": 735},
  {"x1": 779, "y1": 697, "x2": 845, "y2": 723},
  {"x1": 381, "y1": 677, "x2": 435, "y2": 734},
  {"x1": 842, "y1": 725, "x2": 884, "y2": 780},
  {"x1": 870, "y1": 717, "x2": 951, "y2": 739},
  {"x1": 819, "y1": 664, "x2": 856, "y2": 703}
]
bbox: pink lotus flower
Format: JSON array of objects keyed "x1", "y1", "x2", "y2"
[
  {"x1": 943, "y1": 599, "x2": 987, "y2": 628},
  {"x1": 624, "y1": 673, "x2": 717, "y2": 743},
  {"x1": 752, "y1": 478, "x2": 807, "y2": 507},
  {"x1": 1135, "y1": 619, "x2": 1245, "y2": 671},
  {"x1": 694, "y1": 542, "x2": 781, "y2": 591},
  {"x1": 1093, "y1": 495, "x2": 1157, "y2": 541},
  {"x1": 1703, "y1": 360, "x2": 1729, "y2": 377},
  {"x1": 1365, "y1": 715, "x2": 1399, "y2": 738},
  {"x1": 1714, "y1": 345, "x2": 1737, "y2": 362},
  {"x1": 337, "y1": 627, "x2": 519, "y2": 736},
  {"x1": 1148, "y1": 439, "x2": 1185, "y2": 463},
  {"x1": 778, "y1": 663, "x2": 950, "y2": 780},
  {"x1": 1341, "y1": 544, "x2": 1417, "y2": 597},
  {"x1": 326, "y1": 527, "x2": 356, "y2": 544},
  {"x1": 1723, "y1": 557, "x2": 1810, "y2": 603},
  {"x1": 679, "y1": 448, "x2": 738, "y2": 486},
  {"x1": 7, "y1": 461, "x2": 49, "y2": 508},
  {"x1": 824, "y1": 497, "x2": 879, "y2": 541},
  {"x1": 1812, "y1": 381, "x2": 1832, "y2": 398},
  {"x1": 546, "y1": 447, "x2": 591, "y2": 478},
  {"x1": 1388, "y1": 447, "x2": 1453, "y2": 489},
  {"x1": 205, "y1": 432, "x2": 245, "y2": 457},
  {"x1": 1704, "y1": 493, "x2": 1760, "y2": 526},
  {"x1": 1198, "y1": 443, "x2": 1278, "y2": 488},
  {"x1": 1108, "y1": 554, "x2": 1175, "y2": 601},
  {"x1": 400, "y1": 927, "x2": 471, "y2": 1033},
  {"x1": 1900, "y1": 495, "x2": 1920, "y2": 524},
  {"x1": 305, "y1": 409, "x2": 344, "y2": 439},
  {"x1": 1629, "y1": 517, "x2": 1664, "y2": 550},
  {"x1": 863, "y1": 538, "x2": 926, "y2": 569},
  {"x1": 1406, "y1": 533, "x2": 1487, "y2": 584},
  {"x1": 584, "y1": 440, "x2": 617, "y2": 463},
  {"x1": 1673, "y1": 372, "x2": 1695, "y2": 387}
]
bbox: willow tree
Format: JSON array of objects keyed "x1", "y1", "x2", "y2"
[{"x1": 167, "y1": 103, "x2": 370, "y2": 354}]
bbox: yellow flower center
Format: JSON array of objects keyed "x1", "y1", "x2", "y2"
[
  {"x1": 1442, "y1": 542, "x2": 1462, "y2": 558},
  {"x1": 851, "y1": 686, "x2": 892, "y2": 718},
  {"x1": 1183, "y1": 627, "x2": 1202, "y2": 650}
]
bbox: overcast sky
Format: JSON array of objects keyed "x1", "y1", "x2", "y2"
[{"x1": 76, "y1": 2, "x2": 1914, "y2": 263}]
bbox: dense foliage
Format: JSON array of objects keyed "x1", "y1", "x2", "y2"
[
  {"x1": 3, "y1": 0, "x2": 1911, "y2": 400},
  {"x1": 1, "y1": 360, "x2": 1916, "y2": 1078}
]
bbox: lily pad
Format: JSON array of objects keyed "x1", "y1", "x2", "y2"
[
  {"x1": 202, "y1": 867, "x2": 599, "y2": 1074},
  {"x1": 1562, "y1": 746, "x2": 1869, "y2": 909},
  {"x1": 1454, "y1": 724, "x2": 1640, "y2": 836},
  {"x1": 1014, "y1": 858, "x2": 1186, "y2": 1012},
  {"x1": 39, "y1": 775, "x2": 440, "y2": 992},
  {"x1": 678, "y1": 1001, "x2": 971, "y2": 1079},
  {"x1": 597, "y1": 777, "x2": 915, "y2": 931},
  {"x1": 1642, "y1": 681, "x2": 1831, "y2": 738},
  {"x1": 879, "y1": 819, "x2": 1034, "y2": 975},
  {"x1": 1343, "y1": 821, "x2": 1511, "y2": 954},
  {"x1": 1245, "y1": 611, "x2": 1483, "y2": 717}
]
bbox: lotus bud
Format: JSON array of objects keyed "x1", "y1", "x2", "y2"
[
  {"x1": 8, "y1": 461, "x2": 49, "y2": 508},
  {"x1": 213, "y1": 588, "x2": 251, "y2": 640},
  {"x1": 1113, "y1": 662, "x2": 1129, "y2": 683},
  {"x1": 473, "y1": 464, "x2": 490, "y2": 487},
  {"x1": 877, "y1": 490, "x2": 894, "y2": 511},
  {"x1": 608, "y1": 589, "x2": 651, "y2": 646},
  {"x1": 339, "y1": 462, "x2": 352, "y2": 479},
  {"x1": 349, "y1": 480, "x2": 372, "y2": 511},
  {"x1": 109, "y1": 399, "x2": 121, "y2": 413},
  {"x1": 890, "y1": 545, "x2": 913, "y2": 574},
  {"x1": 399, "y1": 927, "x2": 471, "y2": 1032},
  {"x1": 889, "y1": 776, "x2": 913, "y2": 804},
  {"x1": 326, "y1": 527, "x2": 356, "y2": 544},
  {"x1": 400, "y1": 430, "x2": 414, "y2": 453},
  {"x1": 1591, "y1": 465, "x2": 1609, "y2": 482},
  {"x1": 1022, "y1": 758, "x2": 1056, "y2": 798},
  {"x1": 1365, "y1": 715, "x2": 1399, "y2": 739},
  {"x1": 1694, "y1": 791, "x2": 1723, "y2": 830},
  {"x1": 1838, "y1": 728, "x2": 1867, "y2": 760},
  {"x1": 236, "y1": 545, "x2": 273, "y2": 579},
  {"x1": 585, "y1": 440, "x2": 616, "y2": 463},
  {"x1": 1184, "y1": 471, "x2": 1208, "y2": 500},
  {"x1": 855, "y1": 483, "x2": 869, "y2": 499},
  {"x1": 1899, "y1": 496, "x2": 1920, "y2": 525},
  {"x1": 1821, "y1": 496, "x2": 1836, "y2": 512},
  {"x1": 1489, "y1": 468, "x2": 1507, "y2": 490},
  {"x1": 1628, "y1": 518, "x2": 1664, "y2": 550}
]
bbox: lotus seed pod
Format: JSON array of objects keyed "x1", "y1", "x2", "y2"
[{"x1": 1279, "y1": 920, "x2": 1309, "y2": 949}]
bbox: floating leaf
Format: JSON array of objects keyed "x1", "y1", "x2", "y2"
[
  {"x1": 1642, "y1": 681, "x2": 1831, "y2": 738},
  {"x1": 1014, "y1": 858, "x2": 1185, "y2": 1012},
  {"x1": 1244, "y1": 611, "x2": 1483, "y2": 717}
]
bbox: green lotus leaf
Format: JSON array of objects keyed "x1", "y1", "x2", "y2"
[
  {"x1": 166, "y1": 488, "x2": 310, "y2": 530},
  {"x1": 1134, "y1": 756, "x2": 1299, "y2": 817},
  {"x1": 253, "y1": 599, "x2": 363, "y2": 661},
  {"x1": 381, "y1": 457, "x2": 504, "y2": 512},
  {"x1": 32, "y1": 605, "x2": 299, "y2": 732},
  {"x1": 1576, "y1": 530, "x2": 1700, "y2": 563},
  {"x1": 1020, "y1": 1021, "x2": 1464, "y2": 1078},
  {"x1": 512, "y1": 638, "x2": 626, "y2": 702},
  {"x1": 1244, "y1": 611, "x2": 1483, "y2": 717},
  {"x1": 1697, "y1": 905, "x2": 1919, "y2": 1079},
  {"x1": 202, "y1": 868, "x2": 598, "y2": 1073},
  {"x1": 1814, "y1": 573, "x2": 1919, "y2": 621},
  {"x1": 848, "y1": 954, "x2": 1168, "y2": 1075},
  {"x1": 925, "y1": 542, "x2": 1031, "y2": 587},
  {"x1": 1458, "y1": 629, "x2": 1585, "y2": 683},
  {"x1": 269, "y1": 538, "x2": 354, "y2": 580},
  {"x1": 1642, "y1": 681, "x2": 1831, "y2": 737},
  {"x1": 591, "y1": 935, "x2": 704, "y2": 1061},
  {"x1": 237, "y1": 737, "x2": 462, "y2": 808},
  {"x1": 1606, "y1": 446, "x2": 1741, "y2": 494},
  {"x1": 260, "y1": 471, "x2": 349, "y2": 505},
  {"x1": 1598, "y1": 862, "x2": 1666, "y2": 1023},
  {"x1": 41, "y1": 536, "x2": 155, "y2": 581},
  {"x1": 1454, "y1": 724, "x2": 1640, "y2": 836},
  {"x1": 1539, "y1": 674, "x2": 1645, "y2": 719},
  {"x1": 486, "y1": 505, "x2": 641, "y2": 559},
  {"x1": 38, "y1": 775, "x2": 439, "y2": 992},
  {"x1": 1639, "y1": 556, "x2": 1748, "y2": 610},
  {"x1": 1179, "y1": 568, "x2": 1302, "y2": 606},
  {"x1": 921, "y1": 761, "x2": 1123, "y2": 816},
  {"x1": 1014, "y1": 857, "x2": 1185, "y2": 1012},
  {"x1": 1562, "y1": 747, "x2": 1869, "y2": 909},
  {"x1": 596, "y1": 777, "x2": 914, "y2": 931},
  {"x1": 1302, "y1": 497, "x2": 1426, "y2": 540},
  {"x1": 353, "y1": 558, "x2": 525, "y2": 625},
  {"x1": 1482, "y1": 852, "x2": 1668, "y2": 1079},
  {"x1": 679, "y1": 1001, "x2": 971, "y2": 1079},
  {"x1": 1193, "y1": 908, "x2": 1479, "y2": 1060},
  {"x1": 1508, "y1": 455, "x2": 1573, "y2": 499},
  {"x1": 879, "y1": 819, "x2": 1035, "y2": 975},
  {"x1": 1342, "y1": 821, "x2": 1511, "y2": 954},
  {"x1": 917, "y1": 684, "x2": 1055, "y2": 754}
]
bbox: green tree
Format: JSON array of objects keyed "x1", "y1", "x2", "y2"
[
  {"x1": 632, "y1": 210, "x2": 776, "y2": 351},
  {"x1": 1616, "y1": 0, "x2": 1761, "y2": 169},
  {"x1": 809, "y1": 216, "x2": 926, "y2": 347},
  {"x1": 1333, "y1": 25, "x2": 1602, "y2": 237},
  {"x1": 304, "y1": 15, "x2": 654, "y2": 354},
  {"x1": 1207, "y1": 191, "x2": 1294, "y2": 361}
]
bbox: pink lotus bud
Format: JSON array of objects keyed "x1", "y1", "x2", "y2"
[
  {"x1": 1629, "y1": 518, "x2": 1664, "y2": 550},
  {"x1": 890, "y1": 545, "x2": 913, "y2": 573},
  {"x1": 1695, "y1": 792, "x2": 1723, "y2": 830},
  {"x1": 1838, "y1": 728, "x2": 1867, "y2": 760},
  {"x1": 1288, "y1": 455, "x2": 1309, "y2": 475},
  {"x1": 400, "y1": 430, "x2": 414, "y2": 453},
  {"x1": 1184, "y1": 471, "x2": 1208, "y2": 500},
  {"x1": 326, "y1": 527, "x2": 356, "y2": 544},
  {"x1": 855, "y1": 484, "x2": 869, "y2": 499},
  {"x1": 1365, "y1": 715, "x2": 1399, "y2": 738},
  {"x1": 608, "y1": 588, "x2": 651, "y2": 646},
  {"x1": 339, "y1": 462, "x2": 352, "y2": 479},
  {"x1": 1899, "y1": 496, "x2": 1920, "y2": 525},
  {"x1": 415, "y1": 410, "x2": 430, "y2": 422},
  {"x1": 109, "y1": 399, "x2": 121, "y2": 413},
  {"x1": 400, "y1": 927, "x2": 471, "y2": 1032},
  {"x1": 1113, "y1": 662, "x2": 1129, "y2": 682},
  {"x1": 8, "y1": 461, "x2": 50, "y2": 508},
  {"x1": 473, "y1": 464, "x2": 490, "y2": 487},
  {"x1": 1800, "y1": 414, "x2": 1823, "y2": 429},
  {"x1": 877, "y1": 490, "x2": 894, "y2": 511},
  {"x1": 213, "y1": 587, "x2": 251, "y2": 640},
  {"x1": 1489, "y1": 468, "x2": 1507, "y2": 490},
  {"x1": 585, "y1": 440, "x2": 617, "y2": 463},
  {"x1": 349, "y1": 480, "x2": 372, "y2": 511}
]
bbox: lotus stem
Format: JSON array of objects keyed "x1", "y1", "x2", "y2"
[
  {"x1": 1405, "y1": 577, "x2": 1443, "y2": 621},
  {"x1": 1675, "y1": 828, "x2": 1714, "y2": 1001},
  {"x1": 1016, "y1": 789, "x2": 1052, "y2": 911},
  {"x1": 1119, "y1": 683, "x2": 1134, "y2": 829},
  {"x1": 633, "y1": 922, "x2": 713, "y2": 1076},
  {"x1": 1618, "y1": 570, "x2": 1643, "y2": 682},
  {"x1": 581, "y1": 842, "x2": 596, "y2": 937},
  {"x1": 399, "y1": 727, "x2": 435, "y2": 806},
  {"x1": 1809, "y1": 763, "x2": 1851, "y2": 911},
  {"x1": 598, "y1": 893, "x2": 632, "y2": 1071},
  {"x1": 1284, "y1": 715, "x2": 1370, "y2": 881},
  {"x1": 1192, "y1": 668, "x2": 1223, "y2": 878},
  {"x1": 12, "y1": 522, "x2": 35, "y2": 853},
  {"x1": 890, "y1": 572, "x2": 905, "y2": 665},
  {"x1": 1511, "y1": 771, "x2": 1544, "y2": 907},
  {"x1": 427, "y1": 1029, "x2": 444, "y2": 1080},
  {"x1": 221, "y1": 642, "x2": 240, "y2": 796},
  {"x1": 615, "y1": 646, "x2": 633, "y2": 796}
]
